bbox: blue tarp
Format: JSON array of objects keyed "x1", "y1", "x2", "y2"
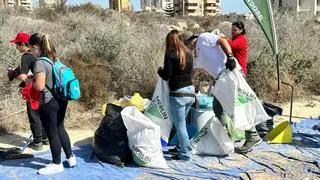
[{"x1": 1, "y1": 119, "x2": 319, "y2": 179}]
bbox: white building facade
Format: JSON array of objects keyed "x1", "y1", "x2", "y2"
[
  {"x1": 274, "y1": 0, "x2": 320, "y2": 15},
  {"x1": 1, "y1": 0, "x2": 32, "y2": 10}
]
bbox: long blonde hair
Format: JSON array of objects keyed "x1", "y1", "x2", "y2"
[{"x1": 165, "y1": 30, "x2": 186, "y2": 70}]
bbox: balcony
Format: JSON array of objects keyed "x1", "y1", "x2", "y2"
[
  {"x1": 204, "y1": 0, "x2": 219, "y2": 3},
  {"x1": 187, "y1": 0, "x2": 200, "y2": 4},
  {"x1": 205, "y1": 5, "x2": 218, "y2": 10},
  {"x1": 186, "y1": 6, "x2": 199, "y2": 10}
]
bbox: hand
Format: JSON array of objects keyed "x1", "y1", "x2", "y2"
[
  {"x1": 7, "y1": 66, "x2": 21, "y2": 81},
  {"x1": 226, "y1": 55, "x2": 236, "y2": 71},
  {"x1": 25, "y1": 77, "x2": 33, "y2": 84}
]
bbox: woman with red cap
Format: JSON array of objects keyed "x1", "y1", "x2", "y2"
[
  {"x1": 28, "y1": 33, "x2": 75, "y2": 175},
  {"x1": 8, "y1": 32, "x2": 48, "y2": 151}
]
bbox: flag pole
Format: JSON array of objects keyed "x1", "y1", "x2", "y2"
[
  {"x1": 267, "y1": 0, "x2": 280, "y2": 91},
  {"x1": 276, "y1": 54, "x2": 280, "y2": 91}
]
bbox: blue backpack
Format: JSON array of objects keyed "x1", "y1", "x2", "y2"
[{"x1": 39, "y1": 57, "x2": 81, "y2": 101}]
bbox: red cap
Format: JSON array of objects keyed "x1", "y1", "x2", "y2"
[{"x1": 9, "y1": 32, "x2": 30, "y2": 43}]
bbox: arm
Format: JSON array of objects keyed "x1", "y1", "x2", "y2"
[
  {"x1": 217, "y1": 37, "x2": 233, "y2": 56},
  {"x1": 218, "y1": 37, "x2": 236, "y2": 71},
  {"x1": 33, "y1": 72, "x2": 46, "y2": 91},
  {"x1": 16, "y1": 74, "x2": 28, "y2": 81},
  {"x1": 32, "y1": 61, "x2": 46, "y2": 91},
  {"x1": 157, "y1": 54, "x2": 172, "y2": 81}
]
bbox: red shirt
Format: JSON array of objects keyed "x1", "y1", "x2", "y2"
[{"x1": 228, "y1": 34, "x2": 248, "y2": 75}]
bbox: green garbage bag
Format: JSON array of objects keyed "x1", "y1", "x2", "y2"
[{"x1": 223, "y1": 113, "x2": 245, "y2": 142}]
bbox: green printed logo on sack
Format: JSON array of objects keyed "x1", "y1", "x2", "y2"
[
  {"x1": 145, "y1": 96, "x2": 168, "y2": 120},
  {"x1": 235, "y1": 88, "x2": 257, "y2": 106},
  {"x1": 191, "y1": 127, "x2": 209, "y2": 144},
  {"x1": 132, "y1": 146, "x2": 151, "y2": 166}
]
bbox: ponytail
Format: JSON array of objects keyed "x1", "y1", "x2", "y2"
[{"x1": 29, "y1": 33, "x2": 57, "y2": 61}]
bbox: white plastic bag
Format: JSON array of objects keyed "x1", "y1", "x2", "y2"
[
  {"x1": 144, "y1": 78, "x2": 173, "y2": 146},
  {"x1": 191, "y1": 108, "x2": 215, "y2": 132},
  {"x1": 212, "y1": 69, "x2": 270, "y2": 130},
  {"x1": 190, "y1": 117, "x2": 234, "y2": 155},
  {"x1": 121, "y1": 106, "x2": 169, "y2": 169}
]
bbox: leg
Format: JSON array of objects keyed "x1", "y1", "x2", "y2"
[
  {"x1": 245, "y1": 127, "x2": 261, "y2": 142},
  {"x1": 56, "y1": 100, "x2": 72, "y2": 159},
  {"x1": 26, "y1": 103, "x2": 42, "y2": 143},
  {"x1": 213, "y1": 96, "x2": 226, "y2": 125},
  {"x1": 170, "y1": 96, "x2": 191, "y2": 160},
  {"x1": 235, "y1": 127, "x2": 262, "y2": 154},
  {"x1": 38, "y1": 98, "x2": 62, "y2": 164}
]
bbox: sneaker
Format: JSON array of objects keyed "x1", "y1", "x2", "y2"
[
  {"x1": 235, "y1": 138, "x2": 262, "y2": 154},
  {"x1": 67, "y1": 155, "x2": 76, "y2": 167},
  {"x1": 170, "y1": 155, "x2": 190, "y2": 161},
  {"x1": 28, "y1": 141, "x2": 43, "y2": 151},
  {"x1": 41, "y1": 138, "x2": 49, "y2": 145},
  {"x1": 38, "y1": 163, "x2": 64, "y2": 175},
  {"x1": 168, "y1": 147, "x2": 179, "y2": 155}
]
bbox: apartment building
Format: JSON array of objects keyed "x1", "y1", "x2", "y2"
[
  {"x1": 1, "y1": 0, "x2": 32, "y2": 10},
  {"x1": 140, "y1": 0, "x2": 162, "y2": 11},
  {"x1": 173, "y1": 0, "x2": 220, "y2": 16},
  {"x1": 274, "y1": 0, "x2": 320, "y2": 15},
  {"x1": 39, "y1": 0, "x2": 57, "y2": 8},
  {"x1": 109, "y1": 0, "x2": 131, "y2": 12}
]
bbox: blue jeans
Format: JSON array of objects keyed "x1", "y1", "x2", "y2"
[{"x1": 169, "y1": 86, "x2": 195, "y2": 160}]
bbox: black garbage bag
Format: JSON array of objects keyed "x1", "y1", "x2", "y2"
[
  {"x1": 256, "y1": 102, "x2": 283, "y2": 138},
  {"x1": 93, "y1": 104, "x2": 132, "y2": 167}
]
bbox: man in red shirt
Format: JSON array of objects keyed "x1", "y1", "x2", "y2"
[{"x1": 228, "y1": 21, "x2": 248, "y2": 76}]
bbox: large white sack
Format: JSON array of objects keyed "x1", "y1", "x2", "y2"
[
  {"x1": 212, "y1": 69, "x2": 270, "y2": 130},
  {"x1": 190, "y1": 116, "x2": 234, "y2": 155},
  {"x1": 121, "y1": 106, "x2": 169, "y2": 169},
  {"x1": 144, "y1": 78, "x2": 173, "y2": 146},
  {"x1": 190, "y1": 107, "x2": 215, "y2": 132}
]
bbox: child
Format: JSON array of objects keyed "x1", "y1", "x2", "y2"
[
  {"x1": 8, "y1": 32, "x2": 48, "y2": 151},
  {"x1": 28, "y1": 33, "x2": 76, "y2": 175}
]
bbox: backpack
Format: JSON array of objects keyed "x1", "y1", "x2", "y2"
[{"x1": 38, "y1": 57, "x2": 80, "y2": 101}]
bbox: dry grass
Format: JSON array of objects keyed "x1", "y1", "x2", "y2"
[{"x1": 0, "y1": 6, "x2": 319, "y2": 132}]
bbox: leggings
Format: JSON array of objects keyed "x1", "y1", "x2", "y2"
[{"x1": 38, "y1": 98, "x2": 72, "y2": 164}]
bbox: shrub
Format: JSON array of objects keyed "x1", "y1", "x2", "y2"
[{"x1": 0, "y1": 8, "x2": 319, "y2": 132}]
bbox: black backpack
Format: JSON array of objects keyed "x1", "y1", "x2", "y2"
[{"x1": 93, "y1": 104, "x2": 132, "y2": 167}]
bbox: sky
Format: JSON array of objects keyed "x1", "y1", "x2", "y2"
[{"x1": 47, "y1": 0, "x2": 250, "y2": 14}]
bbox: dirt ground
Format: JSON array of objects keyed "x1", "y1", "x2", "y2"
[{"x1": 0, "y1": 97, "x2": 319, "y2": 179}]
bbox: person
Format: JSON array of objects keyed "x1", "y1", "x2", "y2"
[
  {"x1": 158, "y1": 30, "x2": 195, "y2": 161},
  {"x1": 228, "y1": 21, "x2": 248, "y2": 76},
  {"x1": 183, "y1": 31, "x2": 262, "y2": 154},
  {"x1": 8, "y1": 32, "x2": 48, "y2": 151},
  {"x1": 28, "y1": 33, "x2": 76, "y2": 175}
]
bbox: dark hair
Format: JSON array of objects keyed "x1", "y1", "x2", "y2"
[
  {"x1": 232, "y1": 21, "x2": 246, "y2": 35},
  {"x1": 15, "y1": 42, "x2": 29, "y2": 47},
  {"x1": 28, "y1": 33, "x2": 57, "y2": 61},
  {"x1": 166, "y1": 30, "x2": 186, "y2": 70}
]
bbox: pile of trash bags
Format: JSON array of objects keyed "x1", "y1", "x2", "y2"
[{"x1": 93, "y1": 75, "x2": 282, "y2": 168}]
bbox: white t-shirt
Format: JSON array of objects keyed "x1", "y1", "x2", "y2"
[{"x1": 194, "y1": 32, "x2": 227, "y2": 79}]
